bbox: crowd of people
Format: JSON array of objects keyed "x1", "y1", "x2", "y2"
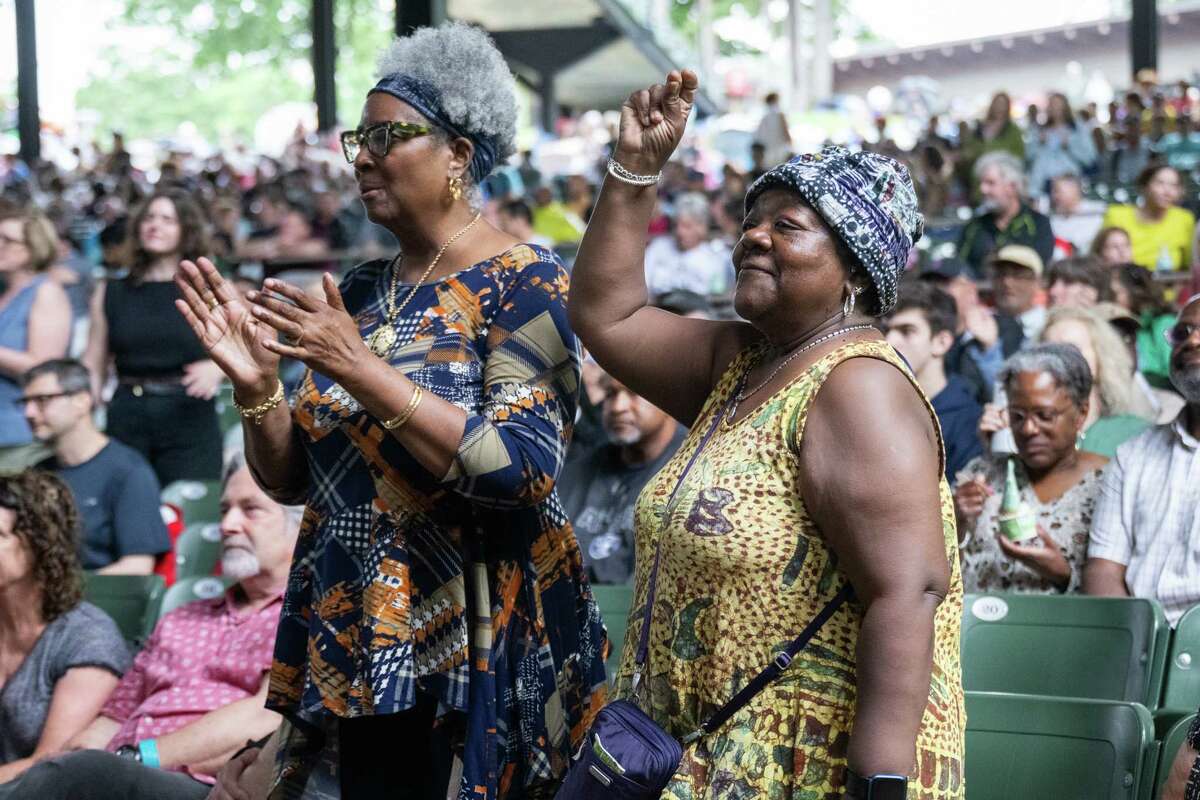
[{"x1": 0, "y1": 19, "x2": 1198, "y2": 800}]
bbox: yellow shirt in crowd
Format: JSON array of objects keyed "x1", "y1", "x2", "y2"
[{"x1": 1101, "y1": 204, "x2": 1195, "y2": 271}]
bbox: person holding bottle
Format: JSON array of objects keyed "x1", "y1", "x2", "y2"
[{"x1": 954, "y1": 343, "x2": 1108, "y2": 593}]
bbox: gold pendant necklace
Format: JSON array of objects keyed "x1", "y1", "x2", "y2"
[{"x1": 366, "y1": 213, "x2": 482, "y2": 357}]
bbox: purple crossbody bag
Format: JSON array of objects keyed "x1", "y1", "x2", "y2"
[{"x1": 556, "y1": 389, "x2": 854, "y2": 799}]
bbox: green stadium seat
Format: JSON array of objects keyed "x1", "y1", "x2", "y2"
[
  {"x1": 1161, "y1": 604, "x2": 1200, "y2": 717},
  {"x1": 83, "y1": 573, "x2": 166, "y2": 650},
  {"x1": 591, "y1": 584, "x2": 634, "y2": 680},
  {"x1": 965, "y1": 691, "x2": 1155, "y2": 800},
  {"x1": 962, "y1": 594, "x2": 1170, "y2": 708},
  {"x1": 1155, "y1": 713, "x2": 1198, "y2": 799},
  {"x1": 160, "y1": 575, "x2": 234, "y2": 616},
  {"x1": 162, "y1": 479, "x2": 223, "y2": 526},
  {"x1": 174, "y1": 523, "x2": 223, "y2": 580}
]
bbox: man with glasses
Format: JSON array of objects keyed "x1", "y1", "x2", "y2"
[
  {"x1": 1084, "y1": 295, "x2": 1200, "y2": 624},
  {"x1": 20, "y1": 359, "x2": 168, "y2": 574}
]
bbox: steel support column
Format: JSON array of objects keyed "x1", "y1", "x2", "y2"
[
  {"x1": 1131, "y1": 0, "x2": 1158, "y2": 78},
  {"x1": 16, "y1": 0, "x2": 40, "y2": 164},
  {"x1": 312, "y1": 0, "x2": 337, "y2": 132},
  {"x1": 395, "y1": 0, "x2": 446, "y2": 36}
]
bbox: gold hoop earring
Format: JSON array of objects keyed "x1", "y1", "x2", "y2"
[{"x1": 448, "y1": 175, "x2": 464, "y2": 202}]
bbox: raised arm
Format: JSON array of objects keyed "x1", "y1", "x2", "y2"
[
  {"x1": 176, "y1": 259, "x2": 309, "y2": 504},
  {"x1": 568, "y1": 70, "x2": 753, "y2": 427}
]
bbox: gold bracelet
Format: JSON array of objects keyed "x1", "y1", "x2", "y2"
[
  {"x1": 382, "y1": 386, "x2": 423, "y2": 431},
  {"x1": 233, "y1": 381, "x2": 284, "y2": 425}
]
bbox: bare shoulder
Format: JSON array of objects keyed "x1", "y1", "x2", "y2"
[
  {"x1": 34, "y1": 278, "x2": 70, "y2": 308},
  {"x1": 807, "y1": 354, "x2": 938, "y2": 463}
]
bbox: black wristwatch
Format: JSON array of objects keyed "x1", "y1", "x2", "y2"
[
  {"x1": 114, "y1": 745, "x2": 142, "y2": 763},
  {"x1": 844, "y1": 769, "x2": 908, "y2": 800}
]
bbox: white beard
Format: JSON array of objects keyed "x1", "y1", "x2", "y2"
[{"x1": 221, "y1": 547, "x2": 261, "y2": 581}]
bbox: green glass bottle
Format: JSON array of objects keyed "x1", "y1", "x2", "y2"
[{"x1": 998, "y1": 458, "x2": 1037, "y2": 544}]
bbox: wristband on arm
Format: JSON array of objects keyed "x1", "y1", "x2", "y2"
[{"x1": 137, "y1": 739, "x2": 161, "y2": 769}]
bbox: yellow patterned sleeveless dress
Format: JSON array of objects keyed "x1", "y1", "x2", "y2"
[{"x1": 612, "y1": 339, "x2": 965, "y2": 799}]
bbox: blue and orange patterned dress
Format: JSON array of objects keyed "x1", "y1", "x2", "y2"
[{"x1": 266, "y1": 244, "x2": 609, "y2": 799}]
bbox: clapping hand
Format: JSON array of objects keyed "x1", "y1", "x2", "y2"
[
  {"x1": 244, "y1": 274, "x2": 369, "y2": 383},
  {"x1": 615, "y1": 70, "x2": 699, "y2": 177},
  {"x1": 176, "y1": 258, "x2": 279, "y2": 401}
]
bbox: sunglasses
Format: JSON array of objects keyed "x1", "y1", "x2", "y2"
[
  {"x1": 339, "y1": 121, "x2": 431, "y2": 164},
  {"x1": 1164, "y1": 321, "x2": 1199, "y2": 347}
]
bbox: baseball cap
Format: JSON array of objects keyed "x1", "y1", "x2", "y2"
[{"x1": 988, "y1": 245, "x2": 1044, "y2": 278}]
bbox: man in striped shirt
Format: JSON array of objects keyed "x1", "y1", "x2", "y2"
[{"x1": 1084, "y1": 295, "x2": 1200, "y2": 625}]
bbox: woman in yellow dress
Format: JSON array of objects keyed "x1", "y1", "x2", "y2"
[{"x1": 568, "y1": 71, "x2": 965, "y2": 798}]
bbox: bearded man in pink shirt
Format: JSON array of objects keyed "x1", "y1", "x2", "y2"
[{"x1": 0, "y1": 450, "x2": 300, "y2": 799}]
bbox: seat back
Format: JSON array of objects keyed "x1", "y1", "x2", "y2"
[
  {"x1": 83, "y1": 573, "x2": 166, "y2": 650},
  {"x1": 161, "y1": 479, "x2": 223, "y2": 526},
  {"x1": 1155, "y1": 713, "x2": 1198, "y2": 799},
  {"x1": 965, "y1": 691, "x2": 1154, "y2": 800},
  {"x1": 590, "y1": 584, "x2": 634, "y2": 679},
  {"x1": 1161, "y1": 604, "x2": 1200, "y2": 716},
  {"x1": 962, "y1": 594, "x2": 1170, "y2": 708},
  {"x1": 159, "y1": 575, "x2": 234, "y2": 616},
  {"x1": 174, "y1": 523, "x2": 223, "y2": 580}
]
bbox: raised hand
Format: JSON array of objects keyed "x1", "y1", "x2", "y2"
[
  {"x1": 246, "y1": 273, "x2": 370, "y2": 383},
  {"x1": 614, "y1": 69, "x2": 699, "y2": 176},
  {"x1": 175, "y1": 257, "x2": 279, "y2": 400}
]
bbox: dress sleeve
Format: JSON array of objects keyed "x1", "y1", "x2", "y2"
[{"x1": 440, "y1": 256, "x2": 581, "y2": 510}]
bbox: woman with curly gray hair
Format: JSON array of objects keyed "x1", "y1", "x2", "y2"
[{"x1": 175, "y1": 22, "x2": 607, "y2": 800}]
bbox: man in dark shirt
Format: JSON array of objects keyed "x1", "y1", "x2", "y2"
[
  {"x1": 885, "y1": 281, "x2": 984, "y2": 480},
  {"x1": 22, "y1": 359, "x2": 169, "y2": 573},
  {"x1": 560, "y1": 371, "x2": 685, "y2": 585},
  {"x1": 957, "y1": 151, "x2": 1055, "y2": 276}
]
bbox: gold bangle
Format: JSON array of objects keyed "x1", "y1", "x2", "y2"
[
  {"x1": 233, "y1": 381, "x2": 284, "y2": 425},
  {"x1": 382, "y1": 385, "x2": 423, "y2": 431}
]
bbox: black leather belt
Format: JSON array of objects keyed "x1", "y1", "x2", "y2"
[{"x1": 118, "y1": 375, "x2": 187, "y2": 397}]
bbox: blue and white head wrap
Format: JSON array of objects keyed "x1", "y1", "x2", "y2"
[
  {"x1": 369, "y1": 73, "x2": 499, "y2": 185},
  {"x1": 745, "y1": 146, "x2": 924, "y2": 314}
]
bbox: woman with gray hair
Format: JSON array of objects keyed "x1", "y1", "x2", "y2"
[
  {"x1": 954, "y1": 343, "x2": 1109, "y2": 593},
  {"x1": 175, "y1": 23, "x2": 606, "y2": 800},
  {"x1": 643, "y1": 191, "x2": 734, "y2": 297}
]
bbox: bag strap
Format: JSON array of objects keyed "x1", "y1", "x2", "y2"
[
  {"x1": 681, "y1": 582, "x2": 854, "y2": 744},
  {"x1": 629, "y1": 372, "x2": 855, "y2": 742},
  {"x1": 632, "y1": 389, "x2": 731, "y2": 689}
]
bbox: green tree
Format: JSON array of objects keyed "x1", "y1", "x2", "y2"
[{"x1": 76, "y1": 0, "x2": 393, "y2": 140}]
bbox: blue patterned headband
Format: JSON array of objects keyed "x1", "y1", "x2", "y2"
[
  {"x1": 369, "y1": 73, "x2": 498, "y2": 184},
  {"x1": 745, "y1": 146, "x2": 924, "y2": 314}
]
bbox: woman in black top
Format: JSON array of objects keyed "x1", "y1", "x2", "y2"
[{"x1": 83, "y1": 190, "x2": 223, "y2": 485}]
